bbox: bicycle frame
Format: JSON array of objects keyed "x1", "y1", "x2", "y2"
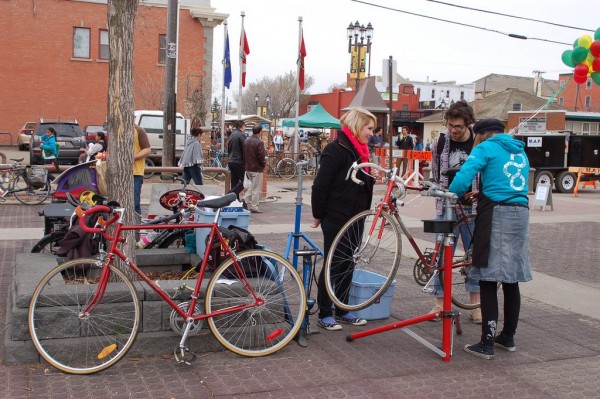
[{"x1": 82, "y1": 211, "x2": 263, "y2": 324}]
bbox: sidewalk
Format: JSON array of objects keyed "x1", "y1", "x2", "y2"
[{"x1": 0, "y1": 176, "x2": 599, "y2": 398}]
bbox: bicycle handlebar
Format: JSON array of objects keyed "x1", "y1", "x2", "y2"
[
  {"x1": 420, "y1": 181, "x2": 458, "y2": 201},
  {"x1": 78, "y1": 205, "x2": 121, "y2": 234},
  {"x1": 346, "y1": 162, "x2": 402, "y2": 186}
]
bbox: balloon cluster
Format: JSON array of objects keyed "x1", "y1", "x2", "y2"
[{"x1": 561, "y1": 28, "x2": 600, "y2": 85}]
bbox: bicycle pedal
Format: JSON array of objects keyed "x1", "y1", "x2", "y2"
[{"x1": 174, "y1": 346, "x2": 197, "y2": 365}]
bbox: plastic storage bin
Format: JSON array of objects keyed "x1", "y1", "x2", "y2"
[
  {"x1": 195, "y1": 208, "x2": 250, "y2": 257},
  {"x1": 348, "y1": 270, "x2": 396, "y2": 320}
]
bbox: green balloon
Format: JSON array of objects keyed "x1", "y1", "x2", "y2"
[
  {"x1": 574, "y1": 38, "x2": 580, "y2": 48},
  {"x1": 562, "y1": 50, "x2": 575, "y2": 67},
  {"x1": 595, "y1": 27, "x2": 600, "y2": 41},
  {"x1": 572, "y1": 46, "x2": 589, "y2": 65},
  {"x1": 591, "y1": 72, "x2": 600, "y2": 86}
]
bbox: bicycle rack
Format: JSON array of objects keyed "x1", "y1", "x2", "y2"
[{"x1": 346, "y1": 219, "x2": 459, "y2": 362}]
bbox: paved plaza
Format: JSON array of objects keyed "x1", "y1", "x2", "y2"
[{"x1": 1, "y1": 146, "x2": 600, "y2": 398}]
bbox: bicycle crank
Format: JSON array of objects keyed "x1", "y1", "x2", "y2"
[{"x1": 174, "y1": 346, "x2": 197, "y2": 365}]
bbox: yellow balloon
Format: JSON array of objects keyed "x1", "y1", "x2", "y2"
[{"x1": 579, "y1": 34, "x2": 593, "y2": 49}]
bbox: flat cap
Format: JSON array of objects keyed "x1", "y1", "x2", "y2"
[{"x1": 472, "y1": 118, "x2": 504, "y2": 134}]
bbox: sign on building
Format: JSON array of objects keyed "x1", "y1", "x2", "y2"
[{"x1": 519, "y1": 117, "x2": 546, "y2": 133}]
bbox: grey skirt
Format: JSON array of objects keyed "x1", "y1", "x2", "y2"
[{"x1": 469, "y1": 205, "x2": 532, "y2": 284}]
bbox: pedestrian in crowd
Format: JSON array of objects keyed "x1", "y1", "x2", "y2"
[
  {"x1": 242, "y1": 125, "x2": 266, "y2": 214},
  {"x1": 41, "y1": 127, "x2": 59, "y2": 172},
  {"x1": 227, "y1": 120, "x2": 246, "y2": 199},
  {"x1": 368, "y1": 126, "x2": 384, "y2": 162},
  {"x1": 311, "y1": 107, "x2": 378, "y2": 331},
  {"x1": 273, "y1": 131, "x2": 284, "y2": 154},
  {"x1": 178, "y1": 127, "x2": 204, "y2": 185},
  {"x1": 133, "y1": 125, "x2": 151, "y2": 217},
  {"x1": 395, "y1": 126, "x2": 414, "y2": 176},
  {"x1": 425, "y1": 140, "x2": 432, "y2": 152},
  {"x1": 80, "y1": 132, "x2": 107, "y2": 163},
  {"x1": 449, "y1": 118, "x2": 531, "y2": 360},
  {"x1": 429, "y1": 100, "x2": 481, "y2": 323},
  {"x1": 413, "y1": 136, "x2": 424, "y2": 176}
]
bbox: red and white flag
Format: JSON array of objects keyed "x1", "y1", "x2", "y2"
[
  {"x1": 298, "y1": 29, "x2": 306, "y2": 90},
  {"x1": 240, "y1": 28, "x2": 250, "y2": 87}
]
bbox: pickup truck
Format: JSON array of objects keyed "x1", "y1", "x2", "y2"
[
  {"x1": 134, "y1": 110, "x2": 190, "y2": 164},
  {"x1": 513, "y1": 132, "x2": 600, "y2": 193}
]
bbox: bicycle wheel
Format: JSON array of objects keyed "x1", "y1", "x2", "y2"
[
  {"x1": 276, "y1": 158, "x2": 296, "y2": 179},
  {"x1": 325, "y1": 209, "x2": 401, "y2": 311},
  {"x1": 157, "y1": 230, "x2": 188, "y2": 249},
  {"x1": 31, "y1": 231, "x2": 66, "y2": 255},
  {"x1": 205, "y1": 249, "x2": 305, "y2": 357},
  {"x1": 28, "y1": 258, "x2": 140, "y2": 374},
  {"x1": 13, "y1": 174, "x2": 50, "y2": 205},
  {"x1": 438, "y1": 254, "x2": 479, "y2": 310},
  {"x1": 144, "y1": 158, "x2": 155, "y2": 179}
]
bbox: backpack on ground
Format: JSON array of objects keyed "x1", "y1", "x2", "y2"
[{"x1": 205, "y1": 225, "x2": 265, "y2": 278}]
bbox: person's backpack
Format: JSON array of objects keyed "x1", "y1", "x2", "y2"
[{"x1": 205, "y1": 225, "x2": 265, "y2": 278}]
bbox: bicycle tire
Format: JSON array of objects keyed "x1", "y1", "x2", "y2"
[
  {"x1": 205, "y1": 249, "x2": 305, "y2": 357},
  {"x1": 144, "y1": 158, "x2": 155, "y2": 179},
  {"x1": 28, "y1": 258, "x2": 140, "y2": 374},
  {"x1": 157, "y1": 230, "x2": 188, "y2": 249},
  {"x1": 31, "y1": 231, "x2": 66, "y2": 255},
  {"x1": 437, "y1": 252, "x2": 479, "y2": 310},
  {"x1": 13, "y1": 174, "x2": 50, "y2": 205},
  {"x1": 276, "y1": 158, "x2": 296, "y2": 179},
  {"x1": 324, "y1": 209, "x2": 401, "y2": 311}
]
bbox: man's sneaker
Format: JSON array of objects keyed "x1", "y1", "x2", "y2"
[
  {"x1": 317, "y1": 317, "x2": 342, "y2": 331},
  {"x1": 336, "y1": 313, "x2": 367, "y2": 326},
  {"x1": 464, "y1": 342, "x2": 495, "y2": 360},
  {"x1": 494, "y1": 332, "x2": 516, "y2": 352}
]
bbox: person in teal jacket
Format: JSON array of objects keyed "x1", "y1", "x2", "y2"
[
  {"x1": 449, "y1": 118, "x2": 532, "y2": 360},
  {"x1": 41, "y1": 127, "x2": 59, "y2": 171}
]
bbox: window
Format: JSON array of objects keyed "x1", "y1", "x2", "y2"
[
  {"x1": 583, "y1": 122, "x2": 590, "y2": 134},
  {"x1": 512, "y1": 103, "x2": 522, "y2": 111},
  {"x1": 460, "y1": 91, "x2": 464, "y2": 100},
  {"x1": 587, "y1": 78, "x2": 592, "y2": 89},
  {"x1": 159, "y1": 34, "x2": 167, "y2": 64},
  {"x1": 416, "y1": 88, "x2": 421, "y2": 97},
  {"x1": 73, "y1": 27, "x2": 91, "y2": 59},
  {"x1": 559, "y1": 79, "x2": 565, "y2": 89},
  {"x1": 585, "y1": 95, "x2": 591, "y2": 108},
  {"x1": 559, "y1": 97, "x2": 564, "y2": 106},
  {"x1": 431, "y1": 89, "x2": 435, "y2": 99},
  {"x1": 99, "y1": 29, "x2": 109, "y2": 59}
]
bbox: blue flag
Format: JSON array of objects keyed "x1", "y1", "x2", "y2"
[{"x1": 223, "y1": 31, "x2": 232, "y2": 89}]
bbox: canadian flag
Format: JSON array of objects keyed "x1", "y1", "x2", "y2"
[{"x1": 240, "y1": 28, "x2": 250, "y2": 87}]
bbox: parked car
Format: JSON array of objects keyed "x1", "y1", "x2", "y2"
[
  {"x1": 84, "y1": 124, "x2": 106, "y2": 144},
  {"x1": 30, "y1": 120, "x2": 86, "y2": 166},
  {"x1": 17, "y1": 121, "x2": 36, "y2": 151}
]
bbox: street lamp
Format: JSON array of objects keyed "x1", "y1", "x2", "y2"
[
  {"x1": 254, "y1": 93, "x2": 259, "y2": 115},
  {"x1": 265, "y1": 94, "x2": 270, "y2": 118},
  {"x1": 347, "y1": 20, "x2": 373, "y2": 94}
]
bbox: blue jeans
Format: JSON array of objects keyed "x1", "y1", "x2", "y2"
[
  {"x1": 134, "y1": 175, "x2": 143, "y2": 216},
  {"x1": 434, "y1": 208, "x2": 479, "y2": 297},
  {"x1": 183, "y1": 165, "x2": 203, "y2": 185}
]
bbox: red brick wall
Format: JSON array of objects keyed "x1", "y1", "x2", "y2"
[
  {"x1": 557, "y1": 73, "x2": 600, "y2": 112},
  {"x1": 0, "y1": 0, "x2": 205, "y2": 143}
]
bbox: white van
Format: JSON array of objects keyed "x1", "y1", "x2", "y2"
[{"x1": 134, "y1": 110, "x2": 190, "y2": 162}]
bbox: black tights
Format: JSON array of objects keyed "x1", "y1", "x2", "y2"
[{"x1": 479, "y1": 281, "x2": 521, "y2": 343}]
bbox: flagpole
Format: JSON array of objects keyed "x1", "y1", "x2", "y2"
[
  {"x1": 221, "y1": 20, "x2": 228, "y2": 154},
  {"x1": 238, "y1": 11, "x2": 245, "y2": 121},
  {"x1": 293, "y1": 16, "x2": 302, "y2": 157}
]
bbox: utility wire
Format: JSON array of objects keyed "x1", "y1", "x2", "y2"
[
  {"x1": 426, "y1": 0, "x2": 595, "y2": 32},
  {"x1": 350, "y1": 0, "x2": 571, "y2": 45}
]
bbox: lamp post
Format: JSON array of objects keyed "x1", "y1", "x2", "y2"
[
  {"x1": 265, "y1": 94, "x2": 270, "y2": 118},
  {"x1": 254, "y1": 93, "x2": 259, "y2": 115},
  {"x1": 347, "y1": 20, "x2": 373, "y2": 94}
]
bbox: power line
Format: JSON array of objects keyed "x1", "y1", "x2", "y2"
[
  {"x1": 350, "y1": 0, "x2": 572, "y2": 45},
  {"x1": 425, "y1": 0, "x2": 595, "y2": 32}
]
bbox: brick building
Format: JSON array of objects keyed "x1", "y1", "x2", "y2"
[
  {"x1": 557, "y1": 73, "x2": 600, "y2": 112},
  {"x1": 0, "y1": 0, "x2": 225, "y2": 144}
]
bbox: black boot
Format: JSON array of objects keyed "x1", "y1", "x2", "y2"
[{"x1": 464, "y1": 340, "x2": 495, "y2": 360}]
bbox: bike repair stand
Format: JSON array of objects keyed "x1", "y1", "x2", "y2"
[
  {"x1": 284, "y1": 161, "x2": 324, "y2": 347},
  {"x1": 346, "y1": 219, "x2": 459, "y2": 362}
]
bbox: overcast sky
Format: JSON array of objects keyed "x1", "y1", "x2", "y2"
[{"x1": 209, "y1": 0, "x2": 599, "y2": 96}]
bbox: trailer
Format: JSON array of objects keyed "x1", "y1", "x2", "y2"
[{"x1": 513, "y1": 132, "x2": 600, "y2": 193}]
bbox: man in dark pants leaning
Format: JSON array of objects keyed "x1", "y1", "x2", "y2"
[{"x1": 227, "y1": 120, "x2": 246, "y2": 199}]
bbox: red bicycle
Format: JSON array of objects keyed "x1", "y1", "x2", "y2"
[{"x1": 28, "y1": 193, "x2": 305, "y2": 374}]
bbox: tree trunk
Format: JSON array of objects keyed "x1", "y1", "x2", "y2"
[{"x1": 107, "y1": 0, "x2": 138, "y2": 278}]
